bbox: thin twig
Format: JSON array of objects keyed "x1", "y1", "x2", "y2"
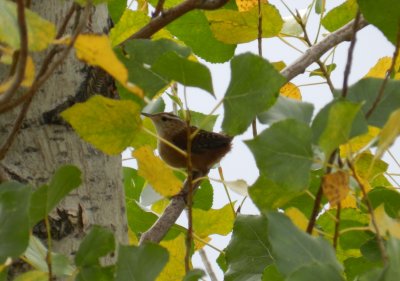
[
  {"x1": 341, "y1": 10, "x2": 361, "y2": 98},
  {"x1": 333, "y1": 202, "x2": 341, "y2": 249},
  {"x1": 348, "y1": 160, "x2": 388, "y2": 266},
  {"x1": 152, "y1": 0, "x2": 166, "y2": 17},
  {"x1": 366, "y1": 24, "x2": 400, "y2": 118},
  {"x1": 218, "y1": 167, "x2": 236, "y2": 217},
  {"x1": 199, "y1": 249, "x2": 218, "y2": 281},
  {"x1": 0, "y1": 0, "x2": 28, "y2": 105},
  {"x1": 44, "y1": 216, "x2": 53, "y2": 281}
]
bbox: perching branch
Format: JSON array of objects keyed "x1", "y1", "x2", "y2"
[
  {"x1": 139, "y1": 171, "x2": 206, "y2": 244},
  {"x1": 126, "y1": 0, "x2": 229, "y2": 41},
  {"x1": 281, "y1": 16, "x2": 368, "y2": 81}
]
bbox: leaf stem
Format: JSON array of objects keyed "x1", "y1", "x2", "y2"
[{"x1": 218, "y1": 167, "x2": 236, "y2": 217}]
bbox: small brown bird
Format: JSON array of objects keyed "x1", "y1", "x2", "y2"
[{"x1": 141, "y1": 112, "x2": 233, "y2": 173}]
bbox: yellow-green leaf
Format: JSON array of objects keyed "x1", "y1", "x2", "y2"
[
  {"x1": 340, "y1": 126, "x2": 380, "y2": 158},
  {"x1": 133, "y1": 146, "x2": 182, "y2": 197},
  {"x1": 14, "y1": 270, "x2": 48, "y2": 281},
  {"x1": 280, "y1": 82, "x2": 302, "y2": 100},
  {"x1": 206, "y1": 3, "x2": 283, "y2": 44},
  {"x1": 193, "y1": 203, "x2": 235, "y2": 238},
  {"x1": 376, "y1": 108, "x2": 400, "y2": 159},
  {"x1": 0, "y1": 0, "x2": 55, "y2": 51},
  {"x1": 157, "y1": 233, "x2": 186, "y2": 281},
  {"x1": 61, "y1": 95, "x2": 141, "y2": 155},
  {"x1": 0, "y1": 54, "x2": 35, "y2": 93}
]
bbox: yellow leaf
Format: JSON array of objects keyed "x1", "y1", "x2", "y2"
[
  {"x1": 0, "y1": 55, "x2": 35, "y2": 93},
  {"x1": 133, "y1": 146, "x2": 182, "y2": 197},
  {"x1": 128, "y1": 228, "x2": 139, "y2": 245},
  {"x1": 151, "y1": 198, "x2": 170, "y2": 214},
  {"x1": 341, "y1": 192, "x2": 357, "y2": 208},
  {"x1": 365, "y1": 55, "x2": 400, "y2": 79},
  {"x1": 373, "y1": 205, "x2": 400, "y2": 239},
  {"x1": 72, "y1": 34, "x2": 141, "y2": 96},
  {"x1": 376, "y1": 109, "x2": 400, "y2": 159},
  {"x1": 322, "y1": 171, "x2": 350, "y2": 206},
  {"x1": 193, "y1": 203, "x2": 235, "y2": 237},
  {"x1": 340, "y1": 126, "x2": 380, "y2": 158},
  {"x1": 236, "y1": 0, "x2": 268, "y2": 12},
  {"x1": 285, "y1": 207, "x2": 317, "y2": 235},
  {"x1": 157, "y1": 233, "x2": 186, "y2": 281},
  {"x1": 280, "y1": 82, "x2": 302, "y2": 100},
  {"x1": 194, "y1": 235, "x2": 211, "y2": 251}
]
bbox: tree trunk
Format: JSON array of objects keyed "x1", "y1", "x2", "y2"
[{"x1": 0, "y1": 0, "x2": 128, "y2": 264}]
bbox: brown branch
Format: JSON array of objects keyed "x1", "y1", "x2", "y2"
[
  {"x1": 199, "y1": 249, "x2": 218, "y2": 281},
  {"x1": 348, "y1": 160, "x2": 388, "y2": 266},
  {"x1": 126, "y1": 0, "x2": 228, "y2": 40},
  {"x1": 281, "y1": 16, "x2": 368, "y2": 81},
  {"x1": 333, "y1": 202, "x2": 341, "y2": 249},
  {"x1": 0, "y1": 0, "x2": 28, "y2": 106},
  {"x1": 366, "y1": 24, "x2": 400, "y2": 118},
  {"x1": 185, "y1": 111, "x2": 193, "y2": 273},
  {"x1": 152, "y1": 0, "x2": 166, "y2": 18},
  {"x1": 139, "y1": 171, "x2": 206, "y2": 244},
  {"x1": 341, "y1": 10, "x2": 361, "y2": 98}
]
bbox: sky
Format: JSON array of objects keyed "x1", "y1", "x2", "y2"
[{"x1": 123, "y1": 0, "x2": 398, "y2": 279}]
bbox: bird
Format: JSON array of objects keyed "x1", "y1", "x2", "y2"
[{"x1": 141, "y1": 112, "x2": 233, "y2": 174}]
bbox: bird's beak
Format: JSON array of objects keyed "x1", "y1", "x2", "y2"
[{"x1": 141, "y1": 112, "x2": 152, "y2": 117}]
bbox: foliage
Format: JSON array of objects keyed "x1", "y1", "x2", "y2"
[{"x1": 1, "y1": 0, "x2": 400, "y2": 280}]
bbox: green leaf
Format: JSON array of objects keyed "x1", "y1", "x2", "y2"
[
  {"x1": 262, "y1": 264, "x2": 285, "y2": 281},
  {"x1": 206, "y1": 3, "x2": 283, "y2": 44},
  {"x1": 382, "y1": 237, "x2": 400, "y2": 280},
  {"x1": 30, "y1": 165, "x2": 81, "y2": 226},
  {"x1": 354, "y1": 153, "x2": 390, "y2": 188},
  {"x1": 193, "y1": 180, "x2": 213, "y2": 210},
  {"x1": 108, "y1": 0, "x2": 126, "y2": 23},
  {"x1": 222, "y1": 53, "x2": 286, "y2": 135},
  {"x1": 193, "y1": 203, "x2": 235, "y2": 237},
  {"x1": 315, "y1": 0, "x2": 325, "y2": 14},
  {"x1": 0, "y1": 1, "x2": 56, "y2": 51},
  {"x1": 224, "y1": 215, "x2": 273, "y2": 281},
  {"x1": 368, "y1": 187, "x2": 400, "y2": 218},
  {"x1": 344, "y1": 257, "x2": 381, "y2": 281},
  {"x1": 167, "y1": 10, "x2": 236, "y2": 63},
  {"x1": 257, "y1": 96, "x2": 314, "y2": 125},
  {"x1": 75, "y1": 226, "x2": 115, "y2": 267},
  {"x1": 13, "y1": 271, "x2": 48, "y2": 281},
  {"x1": 76, "y1": 266, "x2": 114, "y2": 281},
  {"x1": 115, "y1": 244, "x2": 168, "y2": 281},
  {"x1": 322, "y1": 0, "x2": 358, "y2": 32},
  {"x1": 217, "y1": 252, "x2": 228, "y2": 273},
  {"x1": 344, "y1": 78, "x2": 400, "y2": 128},
  {"x1": 24, "y1": 236, "x2": 75, "y2": 277},
  {"x1": 0, "y1": 181, "x2": 31, "y2": 263},
  {"x1": 178, "y1": 110, "x2": 218, "y2": 132},
  {"x1": 267, "y1": 212, "x2": 343, "y2": 277},
  {"x1": 361, "y1": 238, "x2": 384, "y2": 262},
  {"x1": 61, "y1": 95, "x2": 142, "y2": 155},
  {"x1": 151, "y1": 51, "x2": 214, "y2": 96},
  {"x1": 309, "y1": 64, "x2": 337, "y2": 77},
  {"x1": 183, "y1": 269, "x2": 206, "y2": 281},
  {"x1": 358, "y1": 0, "x2": 400, "y2": 45},
  {"x1": 123, "y1": 167, "x2": 146, "y2": 202},
  {"x1": 246, "y1": 119, "x2": 313, "y2": 193},
  {"x1": 312, "y1": 99, "x2": 367, "y2": 157}
]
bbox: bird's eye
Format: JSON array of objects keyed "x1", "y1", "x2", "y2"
[{"x1": 161, "y1": 116, "x2": 167, "y2": 122}]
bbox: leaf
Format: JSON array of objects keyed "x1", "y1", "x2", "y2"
[
  {"x1": 193, "y1": 203, "x2": 235, "y2": 237},
  {"x1": 281, "y1": 13, "x2": 304, "y2": 36},
  {"x1": 0, "y1": 1, "x2": 55, "y2": 51},
  {"x1": 76, "y1": 266, "x2": 114, "y2": 281},
  {"x1": 107, "y1": 0, "x2": 126, "y2": 23},
  {"x1": 309, "y1": 64, "x2": 337, "y2": 77},
  {"x1": 0, "y1": 181, "x2": 30, "y2": 263},
  {"x1": 285, "y1": 208, "x2": 314, "y2": 235},
  {"x1": 236, "y1": 0, "x2": 259, "y2": 12},
  {"x1": 345, "y1": 78, "x2": 400, "y2": 127},
  {"x1": 382, "y1": 237, "x2": 400, "y2": 280},
  {"x1": 30, "y1": 165, "x2": 81, "y2": 226},
  {"x1": 340, "y1": 126, "x2": 380, "y2": 158},
  {"x1": 109, "y1": 10, "x2": 171, "y2": 47},
  {"x1": 223, "y1": 179, "x2": 249, "y2": 196},
  {"x1": 267, "y1": 212, "x2": 343, "y2": 278},
  {"x1": 322, "y1": 0, "x2": 358, "y2": 32},
  {"x1": 246, "y1": 119, "x2": 313, "y2": 193},
  {"x1": 24, "y1": 236, "x2": 75, "y2": 277},
  {"x1": 72, "y1": 34, "x2": 130, "y2": 91},
  {"x1": 368, "y1": 187, "x2": 400, "y2": 218},
  {"x1": 376, "y1": 108, "x2": 400, "y2": 159},
  {"x1": 115, "y1": 244, "x2": 168, "y2": 281},
  {"x1": 133, "y1": 146, "x2": 182, "y2": 197},
  {"x1": 358, "y1": 0, "x2": 400, "y2": 45},
  {"x1": 151, "y1": 51, "x2": 214, "y2": 96},
  {"x1": 262, "y1": 264, "x2": 285, "y2": 281},
  {"x1": 322, "y1": 170, "x2": 350, "y2": 206},
  {"x1": 258, "y1": 96, "x2": 314, "y2": 126},
  {"x1": 206, "y1": 3, "x2": 283, "y2": 44},
  {"x1": 224, "y1": 215, "x2": 273, "y2": 281},
  {"x1": 167, "y1": 10, "x2": 236, "y2": 63},
  {"x1": 364, "y1": 57, "x2": 399, "y2": 78},
  {"x1": 75, "y1": 226, "x2": 115, "y2": 267},
  {"x1": 312, "y1": 99, "x2": 367, "y2": 157},
  {"x1": 222, "y1": 53, "x2": 286, "y2": 135},
  {"x1": 183, "y1": 269, "x2": 205, "y2": 281},
  {"x1": 157, "y1": 233, "x2": 186, "y2": 281},
  {"x1": 13, "y1": 271, "x2": 48, "y2": 281},
  {"x1": 177, "y1": 110, "x2": 218, "y2": 132},
  {"x1": 280, "y1": 82, "x2": 302, "y2": 100},
  {"x1": 127, "y1": 200, "x2": 158, "y2": 235},
  {"x1": 354, "y1": 153, "x2": 390, "y2": 188},
  {"x1": 123, "y1": 167, "x2": 146, "y2": 202},
  {"x1": 192, "y1": 180, "x2": 213, "y2": 210},
  {"x1": 61, "y1": 95, "x2": 142, "y2": 155},
  {"x1": 373, "y1": 205, "x2": 400, "y2": 239},
  {"x1": 344, "y1": 257, "x2": 381, "y2": 281}
]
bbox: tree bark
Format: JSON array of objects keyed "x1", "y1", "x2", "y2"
[{"x1": 0, "y1": 0, "x2": 128, "y2": 267}]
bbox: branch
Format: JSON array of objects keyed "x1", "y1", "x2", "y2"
[
  {"x1": 126, "y1": 0, "x2": 228, "y2": 40},
  {"x1": 139, "y1": 171, "x2": 206, "y2": 244},
  {"x1": 281, "y1": 16, "x2": 368, "y2": 81}
]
